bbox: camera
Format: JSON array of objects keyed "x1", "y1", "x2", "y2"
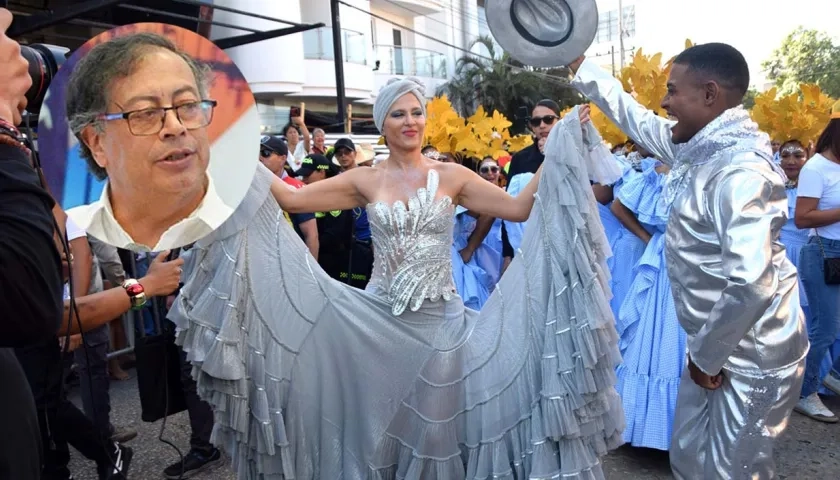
[{"x1": 19, "y1": 43, "x2": 69, "y2": 115}]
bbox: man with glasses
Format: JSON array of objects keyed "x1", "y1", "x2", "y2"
[{"x1": 65, "y1": 33, "x2": 233, "y2": 252}]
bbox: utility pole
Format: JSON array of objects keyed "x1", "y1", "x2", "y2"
[
  {"x1": 330, "y1": 0, "x2": 348, "y2": 133},
  {"x1": 618, "y1": 0, "x2": 625, "y2": 69},
  {"x1": 611, "y1": 45, "x2": 616, "y2": 76}
]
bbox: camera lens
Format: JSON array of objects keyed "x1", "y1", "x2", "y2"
[{"x1": 19, "y1": 44, "x2": 70, "y2": 115}]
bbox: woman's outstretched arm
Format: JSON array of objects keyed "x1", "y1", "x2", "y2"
[
  {"x1": 270, "y1": 167, "x2": 372, "y2": 213},
  {"x1": 455, "y1": 163, "x2": 541, "y2": 223}
]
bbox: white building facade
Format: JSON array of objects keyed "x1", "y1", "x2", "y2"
[
  {"x1": 207, "y1": 0, "x2": 497, "y2": 133},
  {"x1": 206, "y1": 0, "x2": 651, "y2": 134}
]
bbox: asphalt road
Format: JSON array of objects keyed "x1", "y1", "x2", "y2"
[{"x1": 67, "y1": 371, "x2": 840, "y2": 479}]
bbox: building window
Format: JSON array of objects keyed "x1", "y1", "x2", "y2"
[{"x1": 595, "y1": 5, "x2": 635, "y2": 44}]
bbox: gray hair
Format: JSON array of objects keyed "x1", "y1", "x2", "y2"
[
  {"x1": 372, "y1": 77, "x2": 426, "y2": 133},
  {"x1": 66, "y1": 32, "x2": 212, "y2": 180}
]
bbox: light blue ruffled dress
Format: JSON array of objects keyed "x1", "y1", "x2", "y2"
[
  {"x1": 472, "y1": 217, "x2": 504, "y2": 287},
  {"x1": 451, "y1": 207, "x2": 494, "y2": 310},
  {"x1": 604, "y1": 159, "x2": 656, "y2": 321},
  {"x1": 781, "y1": 187, "x2": 811, "y2": 319},
  {"x1": 612, "y1": 163, "x2": 686, "y2": 451}
]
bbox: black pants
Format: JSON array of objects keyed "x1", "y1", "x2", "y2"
[
  {"x1": 178, "y1": 342, "x2": 215, "y2": 454},
  {"x1": 39, "y1": 397, "x2": 115, "y2": 479},
  {"x1": 75, "y1": 324, "x2": 111, "y2": 437},
  {"x1": 15, "y1": 338, "x2": 114, "y2": 479},
  {"x1": 321, "y1": 242, "x2": 374, "y2": 289}
]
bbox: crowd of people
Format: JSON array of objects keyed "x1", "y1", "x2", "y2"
[{"x1": 3, "y1": 6, "x2": 840, "y2": 480}]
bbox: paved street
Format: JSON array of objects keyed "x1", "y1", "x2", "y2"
[{"x1": 67, "y1": 371, "x2": 840, "y2": 479}]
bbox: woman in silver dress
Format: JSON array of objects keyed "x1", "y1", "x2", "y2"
[{"x1": 170, "y1": 77, "x2": 625, "y2": 479}]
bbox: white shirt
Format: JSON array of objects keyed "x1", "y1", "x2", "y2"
[
  {"x1": 798, "y1": 153, "x2": 840, "y2": 240},
  {"x1": 286, "y1": 142, "x2": 307, "y2": 171},
  {"x1": 68, "y1": 174, "x2": 234, "y2": 252},
  {"x1": 63, "y1": 217, "x2": 87, "y2": 300},
  {"x1": 66, "y1": 216, "x2": 87, "y2": 242}
]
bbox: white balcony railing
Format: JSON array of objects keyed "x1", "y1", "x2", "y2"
[
  {"x1": 371, "y1": 0, "x2": 444, "y2": 16},
  {"x1": 302, "y1": 27, "x2": 367, "y2": 65},
  {"x1": 374, "y1": 45, "x2": 447, "y2": 79}
]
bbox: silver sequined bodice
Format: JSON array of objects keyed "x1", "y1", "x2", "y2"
[{"x1": 366, "y1": 169, "x2": 457, "y2": 316}]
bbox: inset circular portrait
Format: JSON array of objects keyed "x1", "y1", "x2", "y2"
[{"x1": 38, "y1": 23, "x2": 260, "y2": 252}]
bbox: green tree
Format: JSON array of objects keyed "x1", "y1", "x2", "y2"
[
  {"x1": 743, "y1": 87, "x2": 759, "y2": 109},
  {"x1": 436, "y1": 36, "x2": 582, "y2": 134},
  {"x1": 763, "y1": 27, "x2": 840, "y2": 98}
]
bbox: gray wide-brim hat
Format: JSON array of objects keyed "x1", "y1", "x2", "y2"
[{"x1": 486, "y1": 0, "x2": 599, "y2": 68}]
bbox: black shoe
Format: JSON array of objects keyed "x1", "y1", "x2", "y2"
[
  {"x1": 163, "y1": 448, "x2": 224, "y2": 479},
  {"x1": 97, "y1": 443, "x2": 132, "y2": 480}
]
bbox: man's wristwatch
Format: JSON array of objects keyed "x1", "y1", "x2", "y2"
[{"x1": 122, "y1": 279, "x2": 148, "y2": 310}]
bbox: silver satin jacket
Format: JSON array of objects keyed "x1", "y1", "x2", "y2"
[{"x1": 572, "y1": 59, "x2": 808, "y2": 376}]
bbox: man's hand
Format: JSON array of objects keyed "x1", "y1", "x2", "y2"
[
  {"x1": 688, "y1": 357, "x2": 723, "y2": 390},
  {"x1": 0, "y1": 9, "x2": 32, "y2": 125},
  {"x1": 568, "y1": 55, "x2": 586, "y2": 75},
  {"x1": 139, "y1": 251, "x2": 184, "y2": 297}
]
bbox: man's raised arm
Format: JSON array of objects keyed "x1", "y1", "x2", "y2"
[{"x1": 570, "y1": 56, "x2": 678, "y2": 165}]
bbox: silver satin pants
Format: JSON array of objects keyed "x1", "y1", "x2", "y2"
[{"x1": 669, "y1": 359, "x2": 805, "y2": 479}]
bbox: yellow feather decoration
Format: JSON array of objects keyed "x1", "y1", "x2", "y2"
[
  {"x1": 423, "y1": 94, "x2": 533, "y2": 160},
  {"x1": 750, "y1": 84, "x2": 834, "y2": 144}
]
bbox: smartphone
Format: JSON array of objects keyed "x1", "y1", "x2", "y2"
[
  {"x1": 516, "y1": 106, "x2": 529, "y2": 120},
  {"x1": 290, "y1": 106, "x2": 301, "y2": 118}
]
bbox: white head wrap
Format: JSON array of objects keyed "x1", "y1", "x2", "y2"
[{"x1": 373, "y1": 77, "x2": 426, "y2": 133}]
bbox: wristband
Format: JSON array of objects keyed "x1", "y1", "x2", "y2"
[
  {"x1": 122, "y1": 278, "x2": 148, "y2": 310},
  {"x1": 0, "y1": 118, "x2": 31, "y2": 157}
]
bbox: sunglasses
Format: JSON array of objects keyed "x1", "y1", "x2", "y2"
[
  {"x1": 260, "y1": 148, "x2": 273, "y2": 157},
  {"x1": 480, "y1": 165, "x2": 500, "y2": 174},
  {"x1": 528, "y1": 115, "x2": 559, "y2": 128}
]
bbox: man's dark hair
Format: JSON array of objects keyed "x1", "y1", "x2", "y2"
[
  {"x1": 534, "y1": 99, "x2": 560, "y2": 116},
  {"x1": 816, "y1": 119, "x2": 840, "y2": 160},
  {"x1": 66, "y1": 33, "x2": 212, "y2": 180},
  {"x1": 673, "y1": 43, "x2": 750, "y2": 102}
]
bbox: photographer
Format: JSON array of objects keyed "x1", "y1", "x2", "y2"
[{"x1": 0, "y1": 7, "x2": 63, "y2": 479}]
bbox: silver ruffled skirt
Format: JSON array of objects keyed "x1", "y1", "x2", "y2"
[{"x1": 169, "y1": 112, "x2": 625, "y2": 479}]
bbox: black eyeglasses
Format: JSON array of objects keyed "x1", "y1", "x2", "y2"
[
  {"x1": 528, "y1": 115, "x2": 559, "y2": 128},
  {"x1": 98, "y1": 99, "x2": 217, "y2": 136},
  {"x1": 260, "y1": 147, "x2": 275, "y2": 158},
  {"x1": 480, "y1": 165, "x2": 500, "y2": 174}
]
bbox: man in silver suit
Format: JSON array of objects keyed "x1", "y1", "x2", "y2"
[{"x1": 569, "y1": 43, "x2": 809, "y2": 479}]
